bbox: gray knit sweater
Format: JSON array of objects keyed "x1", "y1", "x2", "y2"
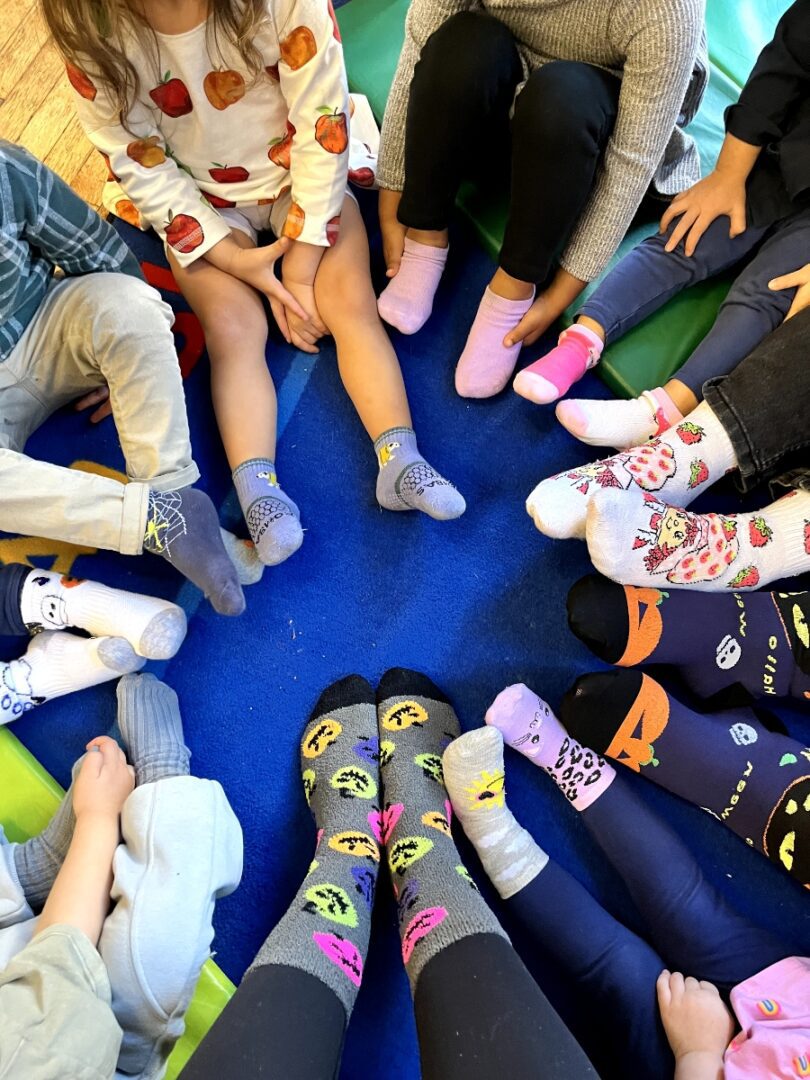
[{"x1": 378, "y1": 0, "x2": 708, "y2": 282}]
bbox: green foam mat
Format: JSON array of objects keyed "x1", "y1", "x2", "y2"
[
  {"x1": 338, "y1": 0, "x2": 792, "y2": 396},
  {"x1": 0, "y1": 727, "x2": 233, "y2": 1079}
]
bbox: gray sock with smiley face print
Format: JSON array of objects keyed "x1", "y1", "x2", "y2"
[
  {"x1": 376, "y1": 668, "x2": 508, "y2": 995},
  {"x1": 247, "y1": 675, "x2": 381, "y2": 1017}
]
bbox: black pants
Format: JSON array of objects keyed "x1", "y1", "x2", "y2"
[
  {"x1": 0, "y1": 563, "x2": 28, "y2": 636},
  {"x1": 179, "y1": 933, "x2": 596, "y2": 1080},
  {"x1": 703, "y1": 303, "x2": 810, "y2": 495},
  {"x1": 398, "y1": 12, "x2": 621, "y2": 284}
]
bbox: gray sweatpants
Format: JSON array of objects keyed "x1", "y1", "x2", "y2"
[
  {"x1": 0, "y1": 273, "x2": 200, "y2": 554},
  {"x1": 0, "y1": 776, "x2": 242, "y2": 1079}
]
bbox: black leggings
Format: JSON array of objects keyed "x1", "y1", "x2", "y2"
[
  {"x1": 398, "y1": 11, "x2": 621, "y2": 284},
  {"x1": 180, "y1": 933, "x2": 596, "y2": 1080}
]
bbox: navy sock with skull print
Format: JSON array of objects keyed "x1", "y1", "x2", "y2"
[
  {"x1": 567, "y1": 574, "x2": 810, "y2": 702},
  {"x1": 561, "y1": 669, "x2": 810, "y2": 890}
]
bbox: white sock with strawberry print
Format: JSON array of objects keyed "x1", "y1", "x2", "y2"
[
  {"x1": 526, "y1": 400, "x2": 737, "y2": 540},
  {"x1": 585, "y1": 486, "x2": 810, "y2": 591},
  {"x1": 556, "y1": 386, "x2": 684, "y2": 450}
]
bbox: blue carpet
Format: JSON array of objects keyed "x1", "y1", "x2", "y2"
[{"x1": 3, "y1": 188, "x2": 809, "y2": 1079}]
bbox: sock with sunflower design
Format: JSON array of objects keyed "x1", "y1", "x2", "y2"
[
  {"x1": 247, "y1": 675, "x2": 381, "y2": 1017},
  {"x1": 443, "y1": 726, "x2": 548, "y2": 898},
  {"x1": 375, "y1": 669, "x2": 507, "y2": 992}
]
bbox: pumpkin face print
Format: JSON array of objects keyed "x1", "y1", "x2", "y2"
[
  {"x1": 329, "y1": 765, "x2": 377, "y2": 800},
  {"x1": 764, "y1": 775, "x2": 810, "y2": 886},
  {"x1": 302, "y1": 718, "x2": 342, "y2": 758},
  {"x1": 380, "y1": 700, "x2": 428, "y2": 731}
]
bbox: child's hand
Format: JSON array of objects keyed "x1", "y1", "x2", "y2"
[
  {"x1": 73, "y1": 736, "x2": 135, "y2": 821},
  {"x1": 379, "y1": 189, "x2": 406, "y2": 278},
  {"x1": 660, "y1": 170, "x2": 747, "y2": 256},
  {"x1": 226, "y1": 238, "x2": 308, "y2": 341},
  {"x1": 504, "y1": 293, "x2": 556, "y2": 349},
  {"x1": 74, "y1": 385, "x2": 113, "y2": 423},
  {"x1": 769, "y1": 263, "x2": 810, "y2": 320},
  {"x1": 282, "y1": 278, "x2": 328, "y2": 354},
  {"x1": 657, "y1": 970, "x2": 735, "y2": 1063}
]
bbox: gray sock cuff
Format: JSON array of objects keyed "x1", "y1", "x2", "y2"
[{"x1": 373, "y1": 427, "x2": 417, "y2": 453}]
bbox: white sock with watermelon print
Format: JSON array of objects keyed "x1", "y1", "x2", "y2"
[
  {"x1": 556, "y1": 386, "x2": 684, "y2": 450},
  {"x1": 585, "y1": 486, "x2": 810, "y2": 591},
  {"x1": 526, "y1": 400, "x2": 737, "y2": 540}
]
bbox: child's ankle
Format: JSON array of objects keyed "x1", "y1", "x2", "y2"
[
  {"x1": 575, "y1": 315, "x2": 606, "y2": 344},
  {"x1": 406, "y1": 227, "x2": 448, "y2": 249},
  {"x1": 490, "y1": 268, "x2": 534, "y2": 302}
]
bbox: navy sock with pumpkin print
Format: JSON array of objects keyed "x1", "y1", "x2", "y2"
[
  {"x1": 247, "y1": 675, "x2": 381, "y2": 1017},
  {"x1": 561, "y1": 669, "x2": 810, "y2": 889},
  {"x1": 567, "y1": 574, "x2": 810, "y2": 702},
  {"x1": 375, "y1": 669, "x2": 508, "y2": 993}
]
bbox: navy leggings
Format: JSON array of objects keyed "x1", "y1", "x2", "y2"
[
  {"x1": 580, "y1": 205, "x2": 810, "y2": 397},
  {"x1": 0, "y1": 563, "x2": 28, "y2": 636},
  {"x1": 505, "y1": 777, "x2": 788, "y2": 1079}
]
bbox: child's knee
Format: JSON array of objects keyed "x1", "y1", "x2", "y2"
[{"x1": 96, "y1": 275, "x2": 174, "y2": 335}]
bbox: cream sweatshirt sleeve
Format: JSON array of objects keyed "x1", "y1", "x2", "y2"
[
  {"x1": 377, "y1": 0, "x2": 478, "y2": 192},
  {"x1": 275, "y1": 0, "x2": 351, "y2": 245},
  {"x1": 70, "y1": 67, "x2": 231, "y2": 267},
  {"x1": 558, "y1": 0, "x2": 705, "y2": 282}
]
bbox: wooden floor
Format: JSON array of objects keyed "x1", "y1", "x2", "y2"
[{"x1": 0, "y1": 0, "x2": 105, "y2": 208}]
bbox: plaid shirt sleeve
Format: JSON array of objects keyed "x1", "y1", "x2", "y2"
[{"x1": 2, "y1": 143, "x2": 143, "y2": 285}]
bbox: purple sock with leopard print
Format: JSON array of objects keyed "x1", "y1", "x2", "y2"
[{"x1": 485, "y1": 683, "x2": 615, "y2": 810}]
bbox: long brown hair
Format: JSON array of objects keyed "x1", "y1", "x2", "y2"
[{"x1": 40, "y1": 0, "x2": 269, "y2": 124}]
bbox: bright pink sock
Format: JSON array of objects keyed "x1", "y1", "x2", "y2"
[
  {"x1": 513, "y1": 324, "x2": 603, "y2": 405},
  {"x1": 454, "y1": 287, "x2": 535, "y2": 398},
  {"x1": 485, "y1": 683, "x2": 615, "y2": 811},
  {"x1": 377, "y1": 237, "x2": 448, "y2": 335}
]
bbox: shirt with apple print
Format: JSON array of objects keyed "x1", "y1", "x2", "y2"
[{"x1": 67, "y1": 0, "x2": 350, "y2": 264}]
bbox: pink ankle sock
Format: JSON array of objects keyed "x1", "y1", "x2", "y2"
[
  {"x1": 377, "y1": 237, "x2": 448, "y2": 335},
  {"x1": 513, "y1": 324, "x2": 603, "y2": 405},
  {"x1": 486, "y1": 683, "x2": 615, "y2": 811},
  {"x1": 645, "y1": 387, "x2": 684, "y2": 435},
  {"x1": 455, "y1": 286, "x2": 535, "y2": 399}
]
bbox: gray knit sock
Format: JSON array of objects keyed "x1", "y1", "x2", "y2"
[
  {"x1": 248, "y1": 675, "x2": 380, "y2": 1018},
  {"x1": 444, "y1": 726, "x2": 548, "y2": 899},
  {"x1": 12, "y1": 757, "x2": 82, "y2": 910},
  {"x1": 233, "y1": 459, "x2": 303, "y2": 567},
  {"x1": 374, "y1": 428, "x2": 466, "y2": 521},
  {"x1": 143, "y1": 487, "x2": 245, "y2": 617},
  {"x1": 116, "y1": 673, "x2": 190, "y2": 786},
  {"x1": 376, "y1": 668, "x2": 508, "y2": 995}
]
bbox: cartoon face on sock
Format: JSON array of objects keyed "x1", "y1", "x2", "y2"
[
  {"x1": 302, "y1": 769, "x2": 317, "y2": 805},
  {"x1": 312, "y1": 932, "x2": 364, "y2": 987},
  {"x1": 302, "y1": 718, "x2": 343, "y2": 758},
  {"x1": 351, "y1": 867, "x2": 376, "y2": 909},
  {"x1": 716, "y1": 635, "x2": 742, "y2": 670},
  {"x1": 303, "y1": 883, "x2": 359, "y2": 927},
  {"x1": 566, "y1": 460, "x2": 628, "y2": 497},
  {"x1": 39, "y1": 592, "x2": 68, "y2": 627},
  {"x1": 388, "y1": 836, "x2": 434, "y2": 876},
  {"x1": 763, "y1": 775, "x2": 810, "y2": 885},
  {"x1": 633, "y1": 498, "x2": 739, "y2": 585},
  {"x1": 729, "y1": 722, "x2": 758, "y2": 747},
  {"x1": 414, "y1": 753, "x2": 445, "y2": 785},
  {"x1": 380, "y1": 700, "x2": 428, "y2": 731},
  {"x1": 511, "y1": 702, "x2": 552, "y2": 757},
  {"x1": 330, "y1": 765, "x2": 377, "y2": 800},
  {"x1": 401, "y1": 907, "x2": 447, "y2": 965},
  {"x1": 463, "y1": 770, "x2": 505, "y2": 811},
  {"x1": 605, "y1": 674, "x2": 670, "y2": 772},
  {"x1": 328, "y1": 831, "x2": 380, "y2": 861}
]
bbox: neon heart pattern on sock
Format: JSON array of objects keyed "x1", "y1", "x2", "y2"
[
  {"x1": 368, "y1": 802, "x2": 403, "y2": 844},
  {"x1": 312, "y1": 932, "x2": 364, "y2": 987},
  {"x1": 401, "y1": 907, "x2": 447, "y2": 964}
]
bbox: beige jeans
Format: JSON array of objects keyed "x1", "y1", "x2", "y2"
[{"x1": 0, "y1": 274, "x2": 199, "y2": 555}]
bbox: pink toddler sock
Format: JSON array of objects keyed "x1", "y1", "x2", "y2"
[
  {"x1": 486, "y1": 683, "x2": 615, "y2": 811},
  {"x1": 455, "y1": 286, "x2": 535, "y2": 398},
  {"x1": 377, "y1": 237, "x2": 448, "y2": 335},
  {"x1": 513, "y1": 324, "x2": 603, "y2": 405}
]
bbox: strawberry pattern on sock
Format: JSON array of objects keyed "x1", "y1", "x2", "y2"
[{"x1": 586, "y1": 487, "x2": 810, "y2": 592}]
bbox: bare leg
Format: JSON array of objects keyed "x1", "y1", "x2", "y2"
[
  {"x1": 406, "y1": 227, "x2": 449, "y2": 250},
  {"x1": 168, "y1": 232, "x2": 302, "y2": 566},
  {"x1": 315, "y1": 197, "x2": 412, "y2": 440},
  {"x1": 167, "y1": 230, "x2": 276, "y2": 467},
  {"x1": 664, "y1": 379, "x2": 699, "y2": 415},
  {"x1": 315, "y1": 197, "x2": 465, "y2": 520}
]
